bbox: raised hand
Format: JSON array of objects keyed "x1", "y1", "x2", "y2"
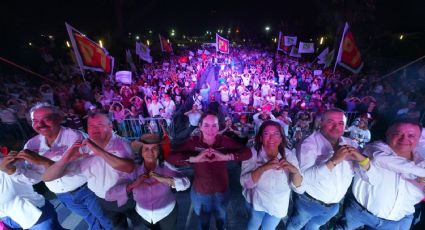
[
  {"x1": 262, "y1": 157, "x2": 281, "y2": 171},
  {"x1": 189, "y1": 149, "x2": 213, "y2": 163},
  {"x1": 127, "y1": 174, "x2": 150, "y2": 191},
  {"x1": 0, "y1": 155, "x2": 18, "y2": 175},
  {"x1": 149, "y1": 171, "x2": 173, "y2": 186},
  {"x1": 279, "y1": 158, "x2": 300, "y2": 174},
  {"x1": 331, "y1": 145, "x2": 352, "y2": 164},
  {"x1": 206, "y1": 148, "x2": 233, "y2": 162},
  {"x1": 60, "y1": 140, "x2": 90, "y2": 163},
  {"x1": 15, "y1": 149, "x2": 50, "y2": 166}
]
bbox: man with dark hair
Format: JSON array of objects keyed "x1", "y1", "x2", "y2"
[
  {"x1": 335, "y1": 119, "x2": 425, "y2": 230},
  {"x1": 168, "y1": 112, "x2": 251, "y2": 230},
  {"x1": 287, "y1": 108, "x2": 370, "y2": 230},
  {"x1": 43, "y1": 113, "x2": 142, "y2": 229}
]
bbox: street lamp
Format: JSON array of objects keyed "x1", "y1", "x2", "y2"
[{"x1": 265, "y1": 26, "x2": 270, "y2": 32}]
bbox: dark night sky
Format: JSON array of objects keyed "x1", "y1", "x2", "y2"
[
  {"x1": 1, "y1": 0, "x2": 424, "y2": 36},
  {"x1": 1, "y1": 0, "x2": 425, "y2": 63}
]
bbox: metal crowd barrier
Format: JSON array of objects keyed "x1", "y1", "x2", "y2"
[{"x1": 114, "y1": 117, "x2": 169, "y2": 140}]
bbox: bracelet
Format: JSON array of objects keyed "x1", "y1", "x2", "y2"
[
  {"x1": 330, "y1": 159, "x2": 337, "y2": 167},
  {"x1": 358, "y1": 158, "x2": 370, "y2": 167}
]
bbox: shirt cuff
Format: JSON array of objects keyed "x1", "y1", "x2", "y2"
[{"x1": 171, "y1": 177, "x2": 190, "y2": 191}]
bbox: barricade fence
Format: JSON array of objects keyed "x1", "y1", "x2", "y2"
[
  {"x1": 113, "y1": 117, "x2": 169, "y2": 140},
  {"x1": 111, "y1": 111, "x2": 360, "y2": 142}
]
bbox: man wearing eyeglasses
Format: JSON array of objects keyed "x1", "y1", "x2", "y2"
[{"x1": 16, "y1": 102, "x2": 112, "y2": 229}]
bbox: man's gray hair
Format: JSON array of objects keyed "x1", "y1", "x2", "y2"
[
  {"x1": 321, "y1": 108, "x2": 347, "y2": 125},
  {"x1": 29, "y1": 102, "x2": 62, "y2": 119}
]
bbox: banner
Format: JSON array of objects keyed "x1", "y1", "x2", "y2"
[
  {"x1": 159, "y1": 35, "x2": 173, "y2": 53},
  {"x1": 334, "y1": 22, "x2": 364, "y2": 73},
  {"x1": 65, "y1": 23, "x2": 114, "y2": 76},
  {"x1": 298, "y1": 42, "x2": 315, "y2": 53},
  {"x1": 284, "y1": 36, "x2": 297, "y2": 46},
  {"x1": 135, "y1": 42, "x2": 152, "y2": 63},
  {"x1": 289, "y1": 46, "x2": 301, "y2": 58},
  {"x1": 216, "y1": 34, "x2": 229, "y2": 54},
  {"x1": 277, "y1": 32, "x2": 291, "y2": 53}
]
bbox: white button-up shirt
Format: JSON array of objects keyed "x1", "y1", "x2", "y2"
[
  {"x1": 0, "y1": 160, "x2": 45, "y2": 229},
  {"x1": 298, "y1": 131, "x2": 357, "y2": 204},
  {"x1": 24, "y1": 127, "x2": 87, "y2": 193},
  {"x1": 352, "y1": 141, "x2": 425, "y2": 221},
  {"x1": 76, "y1": 133, "x2": 134, "y2": 199},
  {"x1": 240, "y1": 147, "x2": 304, "y2": 218}
]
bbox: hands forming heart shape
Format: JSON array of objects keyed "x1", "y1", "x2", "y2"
[{"x1": 205, "y1": 153, "x2": 215, "y2": 160}]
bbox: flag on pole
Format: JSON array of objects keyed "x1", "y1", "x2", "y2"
[
  {"x1": 65, "y1": 23, "x2": 114, "y2": 77},
  {"x1": 284, "y1": 36, "x2": 297, "y2": 46},
  {"x1": 159, "y1": 35, "x2": 173, "y2": 53},
  {"x1": 317, "y1": 47, "x2": 329, "y2": 64},
  {"x1": 216, "y1": 34, "x2": 229, "y2": 54},
  {"x1": 334, "y1": 22, "x2": 364, "y2": 73},
  {"x1": 277, "y1": 32, "x2": 291, "y2": 53},
  {"x1": 135, "y1": 42, "x2": 152, "y2": 63},
  {"x1": 289, "y1": 46, "x2": 301, "y2": 58},
  {"x1": 298, "y1": 42, "x2": 315, "y2": 53}
]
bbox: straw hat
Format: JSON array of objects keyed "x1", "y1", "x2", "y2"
[{"x1": 131, "y1": 133, "x2": 162, "y2": 153}]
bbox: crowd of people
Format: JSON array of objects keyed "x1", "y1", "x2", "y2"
[{"x1": 0, "y1": 43, "x2": 425, "y2": 230}]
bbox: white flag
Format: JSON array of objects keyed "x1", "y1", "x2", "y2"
[
  {"x1": 298, "y1": 42, "x2": 315, "y2": 53},
  {"x1": 284, "y1": 36, "x2": 297, "y2": 46},
  {"x1": 317, "y1": 47, "x2": 329, "y2": 64},
  {"x1": 126, "y1": 49, "x2": 137, "y2": 73},
  {"x1": 289, "y1": 46, "x2": 301, "y2": 58},
  {"x1": 135, "y1": 42, "x2": 152, "y2": 63}
]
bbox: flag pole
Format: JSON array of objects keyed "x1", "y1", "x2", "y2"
[{"x1": 333, "y1": 22, "x2": 348, "y2": 74}]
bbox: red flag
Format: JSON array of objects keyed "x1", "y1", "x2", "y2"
[
  {"x1": 334, "y1": 22, "x2": 363, "y2": 73},
  {"x1": 277, "y1": 32, "x2": 291, "y2": 53},
  {"x1": 65, "y1": 23, "x2": 114, "y2": 76},
  {"x1": 159, "y1": 35, "x2": 173, "y2": 53},
  {"x1": 216, "y1": 34, "x2": 229, "y2": 54}
]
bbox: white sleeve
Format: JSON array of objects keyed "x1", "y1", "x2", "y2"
[
  {"x1": 239, "y1": 151, "x2": 258, "y2": 189},
  {"x1": 286, "y1": 148, "x2": 305, "y2": 194},
  {"x1": 164, "y1": 162, "x2": 191, "y2": 192},
  {"x1": 367, "y1": 145, "x2": 425, "y2": 178},
  {"x1": 297, "y1": 137, "x2": 332, "y2": 185}
]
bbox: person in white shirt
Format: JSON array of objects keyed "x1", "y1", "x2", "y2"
[
  {"x1": 335, "y1": 120, "x2": 425, "y2": 230},
  {"x1": 0, "y1": 155, "x2": 64, "y2": 229},
  {"x1": 345, "y1": 118, "x2": 371, "y2": 149},
  {"x1": 20, "y1": 102, "x2": 112, "y2": 229},
  {"x1": 148, "y1": 97, "x2": 164, "y2": 117},
  {"x1": 286, "y1": 108, "x2": 371, "y2": 230},
  {"x1": 43, "y1": 113, "x2": 142, "y2": 230},
  {"x1": 241, "y1": 121, "x2": 304, "y2": 230}
]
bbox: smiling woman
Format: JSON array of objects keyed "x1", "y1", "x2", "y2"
[{"x1": 240, "y1": 120, "x2": 303, "y2": 230}]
